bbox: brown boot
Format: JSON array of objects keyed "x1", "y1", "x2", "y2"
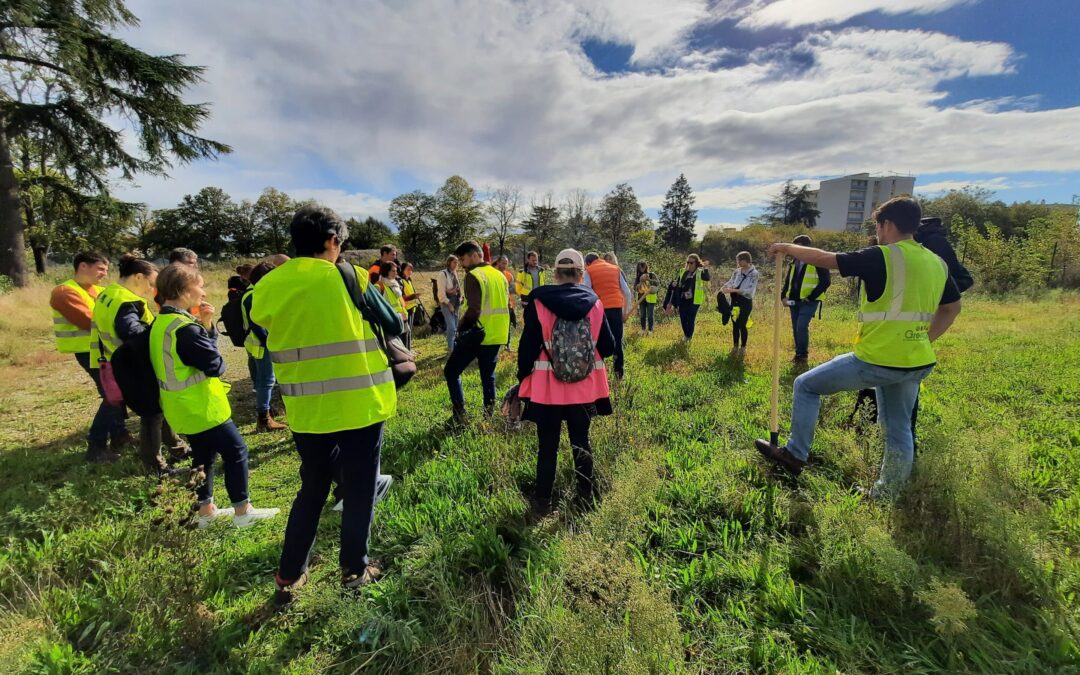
[
  {"x1": 256, "y1": 411, "x2": 288, "y2": 433},
  {"x1": 754, "y1": 439, "x2": 806, "y2": 476}
]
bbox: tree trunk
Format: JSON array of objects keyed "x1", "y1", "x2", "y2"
[
  {"x1": 32, "y1": 244, "x2": 47, "y2": 274},
  {"x1": 0, "y1": 129, "x2": 29, "y2": 287}
]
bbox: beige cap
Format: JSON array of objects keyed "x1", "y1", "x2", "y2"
[{"x1": 553, "y1": 248, "x2": 585, "y2": 270}]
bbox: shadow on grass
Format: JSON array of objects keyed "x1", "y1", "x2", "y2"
[{"x1": 642, "y1": 341, "x2": 688, "y2": 367}]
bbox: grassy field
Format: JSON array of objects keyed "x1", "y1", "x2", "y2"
[{"x1": 0, "y1": 266, "x2": 1077, "y2": 674}]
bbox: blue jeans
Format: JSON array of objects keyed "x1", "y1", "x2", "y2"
[
  {"x1": 679, "y1": 302, "x2": 700, "y2": 339},
  {"x1": 279, "y1": 422, "x2": 384, "y2": 580},
  {"x1": 251, "y1": 350, "x2": 276, "y2": 413},
  {"x1": 444, "y1": 341, "x2": 500, "y2": 408},
  {"x1": 75, "y1": 352, "x2": 127, "y2": 444},
  {"x1": 789, "y1": 301, "x2": 819, "y2": 358},
  {"x1": 788, "y1": 353, "x2": 933, "y2": 497},
  {"x1": 187, "y1": 420, "x2": 250, "y2": 507},
  {"x1": 441, "y1": 305, "x2": 459, "y2": 352}
]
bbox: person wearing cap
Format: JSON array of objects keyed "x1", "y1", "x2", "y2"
[
  {"x1": 444, "y1": 240, "x2": 510, "y2": 423},
  {"x1": 517, "y1": 249, "x2": 616, "y2": 518},
  {"x1": 583, "y1": 252, "x2": 633, "y2": 378},
  {"x1": 755, "y1": 197, "x2": 962, "y2": 499},
  {"x1": 781, "y1": 234, "x2": 831, "y2": 365}
]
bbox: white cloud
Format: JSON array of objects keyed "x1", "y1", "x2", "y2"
[
  {"x1": 738, "y1": 0, "x2": 977, "y2": 30},
  {"x1": 916, "y1": 177, "x2": 1011, "y2": 193},
  {"x1": 110, "y1": 1, "x2": 1080, "y2": 221}
]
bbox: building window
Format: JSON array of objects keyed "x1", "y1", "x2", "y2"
[
  {"x1": 850, "y1": 190, "x2": 866, "y2": 200},
  {"x1": 847, "y1": 212, "x2": 864, "y2": 222},
  {"x1": 851, "y1": 179, "x2": 868, "y2": 188},
  {"x1": 848, "y1": 201, "x2": 864, "y2": 210}
]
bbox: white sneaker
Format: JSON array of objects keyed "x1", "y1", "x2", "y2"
[
  {"x1": 232, "y1": 507, "x2": 280, "y2": 528},
  {"x1": 195, "y1": 506, "x2": 234, "y2": 529},
  {"x1": 333, "y1": 474, "x2": 393, "y2": 512}
]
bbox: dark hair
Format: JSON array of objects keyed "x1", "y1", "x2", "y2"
[
  {"x1": 73, "y1": 251, "x2": 108, "y2": 271},
  {"x1": 379, "y1": 261, "x2": 398, "y2": 277},
  {"x1": 584, "y1": 253, "x2": 599, "y2": 265},
  {"x1": 290, "y1": 205, "x2": 349, "y2": 257},
  {"x1": 736, "y1": 251, "x2": 752, "y2": 263},
  {"x1": 236, "y1": 263, "x2": 255, "y2": 277},
  {"x1": 453, "y1": 240, "x2": 482, "y2": 258},
  {"x1": 380, "y1": 244, "x2": 397, "y2": 256},
  {"x1": 793, "y1": 235, "x2": 813, "y2": 246},
  {"x1": 156, "y1": 263, "x2": 201, "y2": 302},
  {"x1": 401, "y1": 262, "x2": 414, "y2": 274},
  {"x1": 636, "y1": 261, "x2": 648, "y2": 278},
  {"x1": 250, "y1": 262, "x2": 277, "y2": 285},
  {"x1": 873, "y1": 196, "x2": 921, "y2": 234},
  {"x1": 118, "y1": 253, "x2": 157, "y2": 279},
  {"x1": 526, "y1": 250, "x2": 538, "y2": 259},
  {"x1": 168, "y1": 248, "x2": 197, "y2": 265}
]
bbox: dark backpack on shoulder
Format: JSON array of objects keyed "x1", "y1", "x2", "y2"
[
  {"x1": 110, "y1": 328, "x2": 162, "y2": 417},
  {"x1": 546, "y1": 315, "x2": 595, "y2": 383},
  {"x1": 218, "y1": 283, "x2": 249, "y2": 348}
]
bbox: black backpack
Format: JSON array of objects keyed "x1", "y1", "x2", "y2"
[
  {"x1": 219, "y1": 283, "x2": 249, "y2": 348},
  {"x1": 110, "y1": 328, "x2": 162, "y2": 417}
]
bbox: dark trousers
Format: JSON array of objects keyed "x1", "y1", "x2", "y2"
[
  {"x1": 75, "y1": 352, "x2": 128, "y2": 444},
  {"x1": 789, "y1": 300, "x2": 819, "y2": 358},
  {"x1": 605, "y1": 308, "x2": 625, "y2": 377},
  {"x1": 444, "y1": 341, "x2": 500, "y2": 408},
  {"x1": 639, "y1": 302, "x2": 655, "y2": 331},
  {"x1": 139, "y1": 413, "x2": 183, "y2": 471},
  {"x1": 279, "y1": 422, "x2": 384, "y2": 580},
  {"x1": 732, "y1": 296, "x2": 753, "y2": 347},
  {"x1": 534, "y1": 405, "x2": 594, "y2": 509},
  {"x1": 854, "y1": 388, "x2": 921, "y2": 454},
  {"x1": 679, "y1": 302, "x2": 700, "y2": 339},
  {"x1": 187, "y1": 419, "x2": 250, "y2": 507}
]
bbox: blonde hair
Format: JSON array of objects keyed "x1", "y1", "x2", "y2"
[
  {"x1": 156, "y1": 263, "x2": 202, "y2": 302},
  {"x1": 686, "y1": 254, "x2": 702, "y2": 266}
]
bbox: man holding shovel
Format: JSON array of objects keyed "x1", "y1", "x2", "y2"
[{"x1": 754, "y1": 197, "x2": 962, "y2": 499}]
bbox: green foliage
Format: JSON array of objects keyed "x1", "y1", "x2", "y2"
[
  {"x1": 520, "y1": 196, "x2": 560, "y2": 263},
  {"x1": 435, "y1": 175, "x2": 484, "y2": 249},
  {"x1": 597, "y1": 182, "x2": 650, "y2": 255},
  {"x1": 759, "y1": 180, "x2": 820, "y2": 228},
  {"x1": 657, "y1": 173, "x2": 697, "y2": 250},
  {"x1": 390, "y1": 190, "x2": 440, "y2": 265},
  {"x1": 346, "y1": 215, "x2": 393, "y2": 252}
]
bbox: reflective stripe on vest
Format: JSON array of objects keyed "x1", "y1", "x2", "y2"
[
  {"x1": 248, "y1": 257, "x2": 395, "y2": 434},
  {"x1": 854, "y1": 241, "x2": 946, "y2": 368},
  {"x1": 52, "y1": 280, "x2": 100, "y2": 353},
  {"x1": 150, "y1": 312, "x2": 232, "y2": 435},
  {"x1": 91, "y1": 283, "x2": 153, "y2": 366},
  {"x1": 464, "y1": 265, "x2": 510, "y2": 346},
  {"x1": 788, "y1": 263, "x2": 824, "y2": 301}
]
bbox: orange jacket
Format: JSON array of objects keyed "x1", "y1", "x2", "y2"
[
  {"x1": 588, "y1": 260, "x2": 625, "y2": 310},
  {"x1": 50, "y1": 282, "x2": 101, "y2": 330}
]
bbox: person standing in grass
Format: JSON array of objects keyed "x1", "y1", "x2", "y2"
[
  {"x1": 720, "y1": 252, "x2": 758, "y2": 354},
  {"x1": 251, "y1": 205, "x2": 401, "y2": 602},
  {"x1": 242, "y1": 262, "x2": 287, "y2": 433},
  {"x1": 782, "y1": 235, "x2": 831, "y2": 365},
  {"x1": 50, "y1": 251, "x2": 131, "y2": 462},
  {"x1": 494, "y1": 255, "x2": 518, "y2": 346},
  {"x1": 444, "y1": 240, "x2": 511, "y2": 423},
  {"x1": 516, "y1": 250, "x2": 548, "y2": 312},
  {"x1": 671, "y1": 254, "x2": 710, "y2": 343},
  {"x1": 755, "y1": 197, "x2": 962, "y2": 499},
  {"x1": 439, "y1": 255, "x2": 463, "y2": 352},
  {"x1": 91, "y1": 254, "x2": 189, "y2": 472},
  {"x1": 517, "y1": 249, "x2": 615, "y2": 518},
  {"x1": 152, "y1": 263, "x2": 280, "y2": 529},
  {"x1": 634, "y1": 261, "x2": 659, "y2": 335},
  {"x1": 400, "y1": 262, "x2": 422, "y2": 351},
  {"x1": 376, "y1": 262, "x2": 409, "y2": 349},
  {"x1": 584, "y1": 252, "x2": 632, "y2": 378}
]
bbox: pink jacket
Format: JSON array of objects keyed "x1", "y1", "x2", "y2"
[{"x1": 519, "y1": 298, "x2": 610, "y2": 405}]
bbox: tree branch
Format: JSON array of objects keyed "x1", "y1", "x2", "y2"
[{"x1": 0, "y1": 53, "x2": 70, "y2": 76}]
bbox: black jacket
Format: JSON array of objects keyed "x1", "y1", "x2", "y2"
[
  {"x1": 517, "y1": 284, "x2": 615, "y2": 382},
  {"x1": 916, "y1": 219, "x2": 974, "y2": 294}
]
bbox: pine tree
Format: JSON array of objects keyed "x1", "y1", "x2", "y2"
[
  {"x1": 656, "y1": 173, "x2": 697, "y2": 250},
  {"x1": 763, "y1": 180, "x2": 820, "y2": 228},
  {"x1": 0, "y1": 0, "x2": 230, "y2": 285},
  {"x1": 597, "y1": 183, "x2": 649, "y2": 255},
  {"x1": 521, "y1": 195, "x2": 560, "y2": 263}
]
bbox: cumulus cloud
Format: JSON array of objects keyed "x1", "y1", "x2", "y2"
[
  {"x1": 738, "y1": 0, "x2": 978, "y2": 30},
  {"x1": 112, "y1": 0, "x2": 1080, "y2": 217}
]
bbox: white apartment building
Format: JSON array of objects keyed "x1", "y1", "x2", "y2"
[{"x1": 806, "y1": 173, "x2": 916, "y2": 231}]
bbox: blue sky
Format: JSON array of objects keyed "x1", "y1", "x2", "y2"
[{"x1": 118, "y1": 0, "x2": 1080, "y2": 232}]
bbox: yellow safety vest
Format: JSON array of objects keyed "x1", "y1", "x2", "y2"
[
  {"x1": 854, "y1": 240, "x2": 947, "y2": 368},
  {"x1": 149, "y1": 312, "x2": 232, "y2": 435},
  {"x1": 464, "y1": 264, "x2": 510, "y2": 346},
  {"x1": 787, "y1": 262, "x2": 826, "y2": 301},
  {"x1": 692, "y1": 269, "x2": 705, "y2": 306},
  {"x1": 53, "y1": 280, "x2": 102, "y2": 354},
  {"x1": 379, "y1": 280, "x2": 406, "y2": 317},
  {"x1": 515, "y1": 267, "x2": 549, "y2": 298},
  {"x1": 401, "y1": 278, "x2": 419, "y2": 310},
  {"x1": 241, "y1": 288, "x2": 265, "y2": 359},
  {"x1": 90, "y1": 283, "x2": 154, "y2": 368},
  {"x1": 250, "y1": 257, "x2": 396, "y2": 434}
]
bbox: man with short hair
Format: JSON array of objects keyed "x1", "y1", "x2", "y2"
[
  {"x1": 756, "y1": 196, "x2": 962, "y2": 499},
  {"x1": 515, "y1": 251, "x2": 548, "y2": 309},
  {"x1": 444, "y1": 240, "x2": 510, "y2": 422},
  {"x1": 252, "y1": 205, "x2": 403, "y2": 602},
  {"x1": 169, "y1": 248, "x2": 198, "y2": 267},
  {"x1": 584, "y1": 252, "x2": 633, "y2": 378},
  {"x1": 50, "y1": 252, "x2": 130, "y2": 462},
  {"x1": 782, "y1": 234, "x2": 831, "y2": 365},
  {"x1": 369, "y1": 244, "x2": 398, "y2": 283}
]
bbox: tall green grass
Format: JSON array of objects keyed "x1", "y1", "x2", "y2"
[{"x1": 0, "y1": 268, "x2": 1076, "y2": 673}]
